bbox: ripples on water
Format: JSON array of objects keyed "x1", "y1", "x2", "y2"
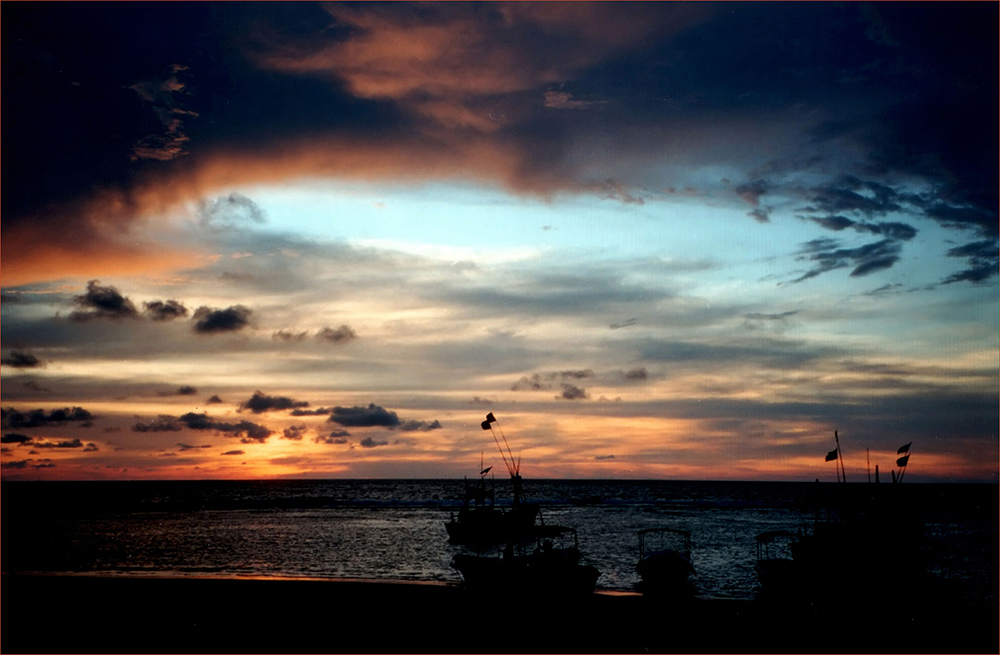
[{"x1": 2, "y1": 479, "x2": 996, "y2": 604}]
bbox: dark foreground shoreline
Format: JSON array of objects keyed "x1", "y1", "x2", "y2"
[{"x1": 2, "y1": 573, "x2": 995, "y2": 654}]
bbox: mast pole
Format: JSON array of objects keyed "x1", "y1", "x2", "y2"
[{"x1": 835, "y1": 431, "x2": 847, "y2": 483}]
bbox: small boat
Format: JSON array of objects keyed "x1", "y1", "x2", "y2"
[
  {"x1": 451, "y1": 525, "x2": 600, "y2": 595},
  {"x1": 753, "y1": 529, "x2": 801, "y2": 599},
  {"x1": 636, "y1": 527, "x2": 695, "y2": 597}
]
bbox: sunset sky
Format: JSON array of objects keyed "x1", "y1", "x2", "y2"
[{"x1": 2, "y1": 2, "x2": 997, "y2": 482}]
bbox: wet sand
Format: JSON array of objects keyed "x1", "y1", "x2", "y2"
[{"x1": 2, "y1": 573, "x2": 994, "y2": 653}]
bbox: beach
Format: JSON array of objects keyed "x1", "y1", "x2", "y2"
[{"x1": 2, "y1": 573, "x2": 995, "y2": 654}]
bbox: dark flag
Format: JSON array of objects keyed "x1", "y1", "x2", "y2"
[
  {"x1": 896, "y1": 454, "x2": 909, "y2": 467},
  {"x1": 481, "y1": 420, "x2": 491, "y2": 430},
  {"x1": 485, "y1": 412, "x2": 496, "y2": 423},
  {"x1": 480, "y1": 466, "x2": 492, "y2": 475},
  {"x1": 897, "y1": 442, "x2": 911, "y2": 454},
  {"x1": 826, "y1": 449, "x2": 839, "y2": 462}
]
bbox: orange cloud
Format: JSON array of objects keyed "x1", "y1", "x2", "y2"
[{"x1": 256, "y1": 3, "x2": 710, "y2": 130}]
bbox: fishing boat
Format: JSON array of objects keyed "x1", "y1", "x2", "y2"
[
  {"x1": 451, "y1": 525, "x2": 600, "y2": 595},
  {"x1": 753, "y1": 529, "x2": 801, "y2": 599},
  {"x1": 445, "y1": 413, "x2": 540, "y2": 547},
  {"x1": 794, "y1": 437, "x2": 928, "y2": 603},
  {"x1": 445, "y1": 467, "x2": 540, "y2": 547},
  {"x1": 635, "y1": 527, "x2": 695, "y2": 597}
]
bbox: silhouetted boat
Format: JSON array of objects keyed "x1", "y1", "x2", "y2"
[
  {"x1": 635, "y1": 527, "x2": 695, "y2": 597},
  {"x1": 753, "y1": 529, "x2": 801, "y2": 599},
  {"x1": 445, "y1": 470, "x2": 540, "y2": 547},
  {"x1": 445, "y1": 414, "x2": 540, "y2": 547},
  {"x1": 451, "y1": 525, "x2": 600, "y2": 595},
  {"x1": 793, "y1": 439, "x2": 928, "y2": 604}
]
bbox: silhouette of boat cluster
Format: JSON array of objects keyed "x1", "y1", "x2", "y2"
[
  {"x1": 447, "y1": 414, "x2": 601, "y2": 595},
  {"x1": 449, "y1": 419, "x2": 928, "y2": 604}
]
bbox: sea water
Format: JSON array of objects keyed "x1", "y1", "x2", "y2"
[{"x1": 2, "y1": 479, "x2": 996, "y2": 606}]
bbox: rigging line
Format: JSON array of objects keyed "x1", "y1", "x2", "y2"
[
  {"x1": 496, "y1": 423, "x2": 517, "y2": 474},
  {"x1": 489, "y1": 426, "x2": 514, "y2": 476}
]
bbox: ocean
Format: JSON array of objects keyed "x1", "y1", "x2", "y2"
[{"x1": 2, "y1": 479, "x2": 996, "y2": 607}]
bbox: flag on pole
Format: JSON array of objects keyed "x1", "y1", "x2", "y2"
[
  {"x1": 897, "y1": 442, "x2": 912, "y2": 454},
  {"x1": 826, "y1": 449, "x2": 839, "y2": 462},
  {"x1": 480, "y1": 466, "x2": 492, "y2": 475},
  {"x1": 481, "y1": 412, "x2": 497, "y2": 430},
  {"x1": 896, "y1": 454, "x2": 909, "y2": 467}
]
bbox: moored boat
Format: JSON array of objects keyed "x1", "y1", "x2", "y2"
[
  {"x1": 635, "y1": 527, "x2": 695, "y2": 597},
  {"x1": 451, "y1": 525, "x2": 600, "y2": 595},
  {"x1": 753, "y1": 529, "x2": 801, "y2": 599}
]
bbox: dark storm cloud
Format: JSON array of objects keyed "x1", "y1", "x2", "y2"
[
  {"x1": 143, "y1": 299, "x2": 189, "y2": 321},
  {"x1": 221, "y1": 450, "x2": 244, "y2": 456},
  {"x1": 2, "y1": 351, "x2": 43, "y2": 369},
  {"x1": 315, "y1": 429, "x2": 350, "y2": 445},
  {"x1": 290, "y1": 407, "x2": 332, "y2": 417},
  {"x1": 178, "y1": 412, "x2": 273, "y2": 443},
  {"x1": 558, "y1": 385, "x2": 588, "y2": 400},
  {"x1": 512, "y1": 370, "x2": 595, "y2": 392},
  {"x1": 941, "y1": 240, "x2": 1000, "y2": 285},
  {"x1": 33, "y1": 438, "x2": 83, "y2": 449},
  {"x1": 206, "y1": 395, "x2": 225, "y2": 404},
  {"x1": 317, "y1": 325, "x2": 357, "y2": 344},
  {"x1": 329, "y1": 404, "x2": 400, "y2": 428},
  {"x1": 804, "y1": 178, "x2": 903, "y2": 218},
  {"x1": 623, "y1": 367, "x2": 648, "y2": 381},
  {"x1": 1, "y1": 407, "x2": 95, "y2": 429},
  {"x1": 192, "y1": 305, "x2": 253, "y2": 334},
  {"x1": 359, "y1": 437, "x2": 389, "y2": 448},
  {"x1": 594, "y1": 455, "x2": 615, "y2": 461},
  {"x1": 158, "y1": 386, "x2": 197, "y2": 397},
  {"x1": 282, "y1": 425, "x2": 307, "y2": 441},
  {"x1": 239, "y1": 391, "x2": 309, "y2": 414},
  {"x1": 790, "y1": 238, "x2": 902, "y2": 283},
  {"x1": 178, "y1": 443, "x2": 211, "y2": 451},
  {"x1": 811, "y1": 215, "x2": 856, "y2": 232},
  {"x1": 808, "y1": 215, "x2": 918, "y2": 242},
  {"x1": 83, "y1": 442, "x2": 99, "y2": 452},
  {"x1": 0, "y1": 460, "x2": 54, "y2": 470},
  {"x1": 70, "y1": 280, "x2": 139, "y2": 321},
  {"x1": 133, "y1": 416, "x2": 182, "y2": 433},
  {"x1": 2, "y1": 433, "x2": 33, "y2": 444},
  {"x1": 398, "y1": 420, "x2": 442, "y2": 432}
]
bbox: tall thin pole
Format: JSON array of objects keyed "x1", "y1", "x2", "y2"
[
  {"x1": 898, "y1": 447, "x2": 912, "y2": 483},
  {"x1": 835, "y1": 431, "x2": 847, "y2": 483}
]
